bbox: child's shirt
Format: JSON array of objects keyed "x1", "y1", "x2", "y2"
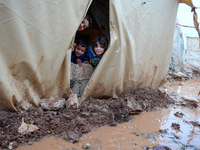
[
  {"x1": 86, "y1": 45, "x2": 102, "y2": 67},
  {"x1": 71, "y1": 51, "x2": 87, "y2": 63}
]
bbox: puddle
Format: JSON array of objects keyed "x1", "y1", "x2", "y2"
[
  {"x1": 166, "y1": 78, "x2": 200, "y2": 96},
  {"x1": 16, "y1": 79, "x2": 200, "y2": 150}
]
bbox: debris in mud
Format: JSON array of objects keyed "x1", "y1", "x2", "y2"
[
  {"x1": 40, "y1": 98, "x2": 66, "y2": 111},
  {"x1": 125, "y1": 98, "x2": 143, "y2": 115},
  {"x1": 171, "y1": 123, "x2": 180, "y2": 131},
  {"x1": 66, "y1": 93, "x2": 80, "y2": 110},
  {"x1": 82, "y1": 143, "x2": 90, "y2": 149},
  {"x1": 190, "y1": 121, "x2": 200, "y2": 127},
  {"x1": 178, "y1": 101, "x2": 199, "y2": 109},
  {"x1": 0, "y1": 87, "x2": 175, "y2": 149},
  {"x1": 8, "y1": 141, "x2": 18, "y2": 150},
  {"x1": 181, "y1": 144, "x2": 200, "y2": 150},
  {"x1": 152, "y1": 146, "x2": 172, "y2": 150},
  {"x1": 182, "y1": 95, "x2": 199, "y2": 103},
  {"x1": 174, "y1": 112, "x2": 184, "y2": 118},
  {"x1": 158, "y1": 129, "x2": 168, "y2": 134},
  {"x1": 167, "y1": 71, "x2": 190, "y2": 82},
  {"x1": 18, "y1": 117, "x2": 39, "y2": 134}
]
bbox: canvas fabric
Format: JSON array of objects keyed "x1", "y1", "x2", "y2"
[{"x1": 0, "y1": 0, "x2": 193, "y2": 110}]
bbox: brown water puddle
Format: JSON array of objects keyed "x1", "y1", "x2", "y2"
[
  {"x1": 17, "y1": 79, "x2": 200, "y2": 150},
  {"x1": 165, "y1": 78, "x2": 200, "y2": 96}
]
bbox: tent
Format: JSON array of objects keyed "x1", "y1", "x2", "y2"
[
  {"x1": 186, "y1": 37, "x2": 200, "y2": 72},
  {"x1": 0, "y1": 0, "x2": 193, "y2": 111}
]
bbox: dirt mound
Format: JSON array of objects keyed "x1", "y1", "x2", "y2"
[
  {"x1": 120, "y1": 87, "x2": 175, "y2": 112},
  {"x1": 0, "y1": 87, "x2": 175, "y2": 149}
]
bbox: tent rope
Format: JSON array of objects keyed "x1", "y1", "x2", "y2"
[{"x1": 176, "y1": 23, "x2": 195, "y2": 28}]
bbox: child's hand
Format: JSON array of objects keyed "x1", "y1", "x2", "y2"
[
  {"x1": 76, "y1": 58, "x2": 82, "y2": 67},
  {"x1": 71, "y1": 43, "x2": 76, "y2": 52}
]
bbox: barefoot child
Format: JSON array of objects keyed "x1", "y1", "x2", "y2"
[
  {"x1": 86, "y1": 35, "x2": 108, "y2": 67},
  {"x1": 71, "y1": 39, "x2": 88, "y2": 67}
]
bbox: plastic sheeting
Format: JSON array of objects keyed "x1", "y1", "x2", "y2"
[
  {"x1": 186, "y1": 37, "x2": 200, "y2": 72},
  {"x1": 0, "y1": 0, "x2": 192, "y2": 110},
  {"x1": 170, "y1": 25, "x2": 184, "y2": 72}
]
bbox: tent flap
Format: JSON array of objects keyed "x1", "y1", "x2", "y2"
[
  {"x1": 0, "y1": 0, "x2": 92, "y2": 110},
  {"x1": 81, "y1": 0, "x2": 179, "y2": 100}
]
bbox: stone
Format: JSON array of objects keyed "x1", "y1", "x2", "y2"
[
  {"x1": 68, "y1": 131, "x2": 81, "y2": 143},
  {"x1": 19, "y1": 101, "x2": 33, "y2": 110},
  {"x1": 40, "y1": 98, "x2": 66, "y2": 111},
  {"x1": 8, "y1": 141, "x2": 18, "y2": 150},
  {"x1": 82, "y1": 143, "x2": 91, "y2": 149},
  {"x1": 125, "y1": 98, "x2": 143, "y2": 115},
  {"x1": 66, "y1": 94, "x2": 80, "y2": 110}
]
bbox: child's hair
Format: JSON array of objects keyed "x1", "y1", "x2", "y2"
[
  {"x1": 75, "y1": 38, "x2": 88, "y2": 49},
  {"x1": 85, "y1": 15, "x2": 93, "y2": 28},
  {"x1": 92, "y1": 35, "x2": 108, "y2": 52}
]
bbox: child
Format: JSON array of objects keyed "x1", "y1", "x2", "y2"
[
  {"x1": 71, "y1": 39, "x2": 88, "y2": 67},
  {"x1": 77, "y1": 15, "x2": 93, "y2": 31},
  {"x1": 86, "y1": 35, "x2": 108, "y2": 67}
]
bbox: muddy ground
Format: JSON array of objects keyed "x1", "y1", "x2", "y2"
[{"x1": 0, "y1": 87, "x2": 198, "y2": 149}]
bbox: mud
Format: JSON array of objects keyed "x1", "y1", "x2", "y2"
[
  {"x1": 15, "y1": 105, "x2": 200, "y2": 150},
  {"x1": 0, "y1": 87, "x2": 175, "y2": 149},
  {"x1": 174, "y1": 112, "x2": 184, "y2": 118}
]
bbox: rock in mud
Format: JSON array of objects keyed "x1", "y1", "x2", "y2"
[
  {"x1": 158, "y1": 129, "x2": 168, "y2": 134},
  {"x1": 66, "y1": 93, "x2": 80, "y2": 110},
  {"x1": 174, "y1": 112, "x2": 184, "y2": 118},
  {"x1": 8, "y1": 141, "x2": 18, "y2": 149},
  {"x1": 68, "y1": 131, "x2": 82, "y2": 143},
  {"x1": 125, "y1": 98, "x2": 143, "y2": 115},
  {"x1": 190, "y1": 121, "x2": 200, "y2": 127},
  {"x1": 179, "y1": 101, "x2": 198, "y2": 109},
  {"x1": 19, "y1": 101, "x2": 33, "y2": 110},
  {"x1": 40, "y1": 98, "x2": 66, "y2": 111},
  {"x1": 82, "y1": 143, "x2": 90, "y2": 149},
  {"x1": 171, "y1": 123, "x2": 180, "y2": 131}
]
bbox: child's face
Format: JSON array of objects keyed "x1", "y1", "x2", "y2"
[
  {"x1": 94, "y1": 42, "x2": 105, "y2": 56},
  {"x1": 78, "y1": 18, "x2": 89, "y2": 31},
  {"x1": 74, "y1": 44, "x2": 86, "y2": 57}
]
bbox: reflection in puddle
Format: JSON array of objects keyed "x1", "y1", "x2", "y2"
[{"x1": 17, "y1": 79, "x2": 200, "y2": 150}]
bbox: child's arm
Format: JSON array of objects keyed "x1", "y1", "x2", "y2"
[{"x1": 76, "y1": 58, "x2": 83, "y2": 67}]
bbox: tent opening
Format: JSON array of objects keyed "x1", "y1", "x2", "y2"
[{"x1": 70, "y1": 0, "x2": 110, "y2": 97}]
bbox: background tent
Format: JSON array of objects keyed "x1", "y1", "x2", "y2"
[
  {"x1": 186, "y1": 37, "x2": 200, "y2": 72},
  {"x1": 170, "y1": 22, "x2": 184, "y2": 72},
  {"x1": 0, "y1": 0, "x2": 193, "y2": 110}
]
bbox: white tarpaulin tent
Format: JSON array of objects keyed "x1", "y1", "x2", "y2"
[
  {"x1": 0, "y1": 0, "x2": 193, "y2": 110},
  {"x1": 186, "y1": 37, "x2": 200, "y2": 72}
]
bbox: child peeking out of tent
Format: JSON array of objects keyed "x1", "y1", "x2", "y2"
[
  {"x1": 77, "y1": 15, "x2": 93, "y2": 31},
  {"x1": 86, "y1": 35, "x2": 108, "y2": 67},
  {"x1": 71, "y1": 39, "x2": 88, "y2": 67}
]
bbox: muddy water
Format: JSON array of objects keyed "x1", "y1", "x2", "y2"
[
  {"x1": 166, "y1": 78, "x2": 200, "y2": 96},
  {"x1": 17, "y1": 79, "x2": 200, "y2": 150}
]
